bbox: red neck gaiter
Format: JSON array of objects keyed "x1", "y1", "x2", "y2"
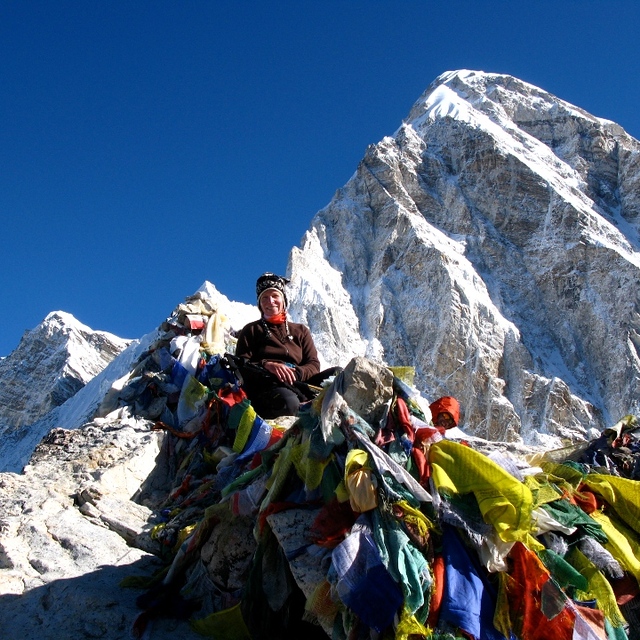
[{"x1": 263, "y1": 312, "x2": 287, "y2": 325}]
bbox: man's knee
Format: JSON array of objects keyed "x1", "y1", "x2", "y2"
[{"x1": 253, "y1": 388, "x2": 299, "y2": 419}]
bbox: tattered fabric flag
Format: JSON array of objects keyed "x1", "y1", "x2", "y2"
[
  {"x1": 177, "y1": 374, "x2": 208, "y2": 424},
  {"x1": 190, "y1": 602, "x2": 251, "y2": 639},
  {"x1": 328, "y1": 519, "x2": 403, "y2": 633},
  {"x1": 504, "y1": 542, "x2": 576, "y2": 640},
  {"x1": 430, "y1": 439, "x2": 538, "y2": 547},
  {"x1": 440, "y1": 524, "x2": 506, "y2": 640}
]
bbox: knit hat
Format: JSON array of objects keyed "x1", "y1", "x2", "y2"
[
  {"x1": 429, "y1": 396, "x2": 460, "y2": 427},
  {"x1": 256, "y1": 273, "x2": 290, "y2": 308}
]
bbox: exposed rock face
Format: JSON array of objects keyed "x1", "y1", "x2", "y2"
[
  {"x1": 288, "y1": 70, "x2": 640, "y2": 446},
  {"x1": 0, "y1": 412, "x2": 203, "y2": 640},
  {"x1": 340, "y1": 356, "x2": 394, "y2": 425},
  {"x1": 0, "y1": 311, "x2": 130, "y2": 430},
  {"x1": 0, "y1": 328, "x2": 156, "y2": 475}
]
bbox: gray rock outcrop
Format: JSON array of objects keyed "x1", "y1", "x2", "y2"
[{"x1": 0, "y1": 411, "x2": 204, "y2": 639}]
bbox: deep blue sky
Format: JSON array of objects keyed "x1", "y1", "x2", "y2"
[{"x1": 1, "y1": 1, "x2": 639, "y2": 356}]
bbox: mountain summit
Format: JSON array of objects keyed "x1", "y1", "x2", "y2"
[{"x1": 287, "y1": 69, "x2": 640, "y2": 445}]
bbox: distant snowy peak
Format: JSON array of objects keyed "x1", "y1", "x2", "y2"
[
  {"x1": 26, "y1": 310, "x2": 130, "y2": 384},
  {"x1": 0, "y1": 311, "x2": 130, "y2": 431}
]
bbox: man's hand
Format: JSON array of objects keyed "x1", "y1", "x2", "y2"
[{"x1": 264, "y1": 361, "x2": 297, "y2": 385}]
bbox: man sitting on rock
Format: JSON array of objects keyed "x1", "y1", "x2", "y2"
[{"x1": 235, "y1": 273, "x2": 337, "y2": 419}]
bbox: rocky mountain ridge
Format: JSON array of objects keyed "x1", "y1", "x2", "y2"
[
  {"x1": 0, "y1": 284, "x2": 258, "y2": 474},
  {"x1": 0, "y1": 284, "x2": 258, "y2": 639},
  {"x1": 0, "y1": 284, "x2": 548, "y2": 640},
  {"x1": 2, "y1": 281, "x2": 637, "y2": 639}
]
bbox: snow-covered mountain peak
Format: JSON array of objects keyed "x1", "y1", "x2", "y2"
[
  {"x1": 0, "y1": 311, "x2": 130, "y2": 435},
  {"x1": 42, "y1": 309, "x2": 93, "y2": 332},
  {"x1": 4, "y1": 70, "x2": 640, "y2": 638},
  {"x1": 409, "y1": 70, "x2": 594, "y2": 128},
  {"x1": 288, "y1": 69, "x2": 640, "y2": 445}
]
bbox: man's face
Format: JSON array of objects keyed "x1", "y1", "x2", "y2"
[
  {"x1": 259, "y1": 289, "x2": 285, "y2": 316},
  {"x1": 434, "y1": 411, "x2": 455, "y2": 429}
]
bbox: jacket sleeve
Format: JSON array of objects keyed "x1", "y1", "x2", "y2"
[
  {"x1": 235, "y1": 324, "x2": 256, "y2": 360},
  {"x1": 295, "y1": 325, "x2": 320, "y2": 381}
]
